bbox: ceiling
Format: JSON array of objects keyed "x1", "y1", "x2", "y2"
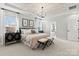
[{"x1": 6, "y1": 3, "x2": 79, "y2": 17}]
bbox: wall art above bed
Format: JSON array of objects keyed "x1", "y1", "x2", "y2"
[
  {"x1": 22, "y1": 18, "x2": 28, "y2": 27},
  {"x1": 29, "y1": 20, "x2": 34, "y2": 28},
  {"x1": 22, "y1": 18, "x2": 35, "y2": 29}
]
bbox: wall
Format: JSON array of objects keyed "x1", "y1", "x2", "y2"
[
  {"x1": 42, "y1": 14, "x2": 68, "y2": 40},
  {"x1": 43, "y1": 12, "x2": 79, "y2": 40},
  {"x1": 53, "y1": 15, "x2": 68, "y2": 40},
  {"x1": 42, "y1": 3, "x2": 79, "y2": 40},
  {"x1": 42, "y1": 19, "x2": 51, "y2": 34}
]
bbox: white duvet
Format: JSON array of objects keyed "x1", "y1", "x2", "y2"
[{"x1": 22, "y1": 33, "x2": 49, "y2": 48}]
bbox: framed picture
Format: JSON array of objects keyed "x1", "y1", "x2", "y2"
[
  {"x1": 29, "y1": 20, "x2": 34, "y2": 27},
  {"x1": 22, "y1": 18, "x2": 28, "y2": 27}
]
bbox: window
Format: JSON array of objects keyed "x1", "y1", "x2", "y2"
[
  {"x1": 4, "y1": 10, "x2": 17, "y2": 32},
  {"x1": 4, "y1": 16, "x2": 16, "y2": 25}
]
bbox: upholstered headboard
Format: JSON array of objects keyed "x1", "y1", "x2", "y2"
[{"x1": 19, "y1": 28, "x2": 36, "y2": 34}]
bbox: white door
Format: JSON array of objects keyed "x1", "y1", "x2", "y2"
[{"x1": 67, "y1": 15, "x2": 79, "y2": 41}]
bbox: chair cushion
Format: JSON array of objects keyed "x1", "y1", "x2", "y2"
[{"x1": 38, "y1": 38, "x2": 48, "y2": 43}]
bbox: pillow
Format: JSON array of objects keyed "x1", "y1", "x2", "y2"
[
  {"x1": 21, "y1": 29, "x2": 26, "y2": 34},
  {"x1": 31, "y1": 29, "x2": 36, "y2": 34},
  {"x1": 21, "y1": 29, "x2": 31, "y2": 39},
  {"x1": 35, "y1": 29, "x2": 39, "y2": 33},
  {"x1": 25, "y1": 29, "x2": 31, "y2": 34}
]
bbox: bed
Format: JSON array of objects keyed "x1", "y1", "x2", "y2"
[{"x1": 21, "y1": 29, "x2": 49, "y2": 49}]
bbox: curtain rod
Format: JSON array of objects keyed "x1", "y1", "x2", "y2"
[{"x1": 1, "y1": 8, "x2": 20, "y2": 14}]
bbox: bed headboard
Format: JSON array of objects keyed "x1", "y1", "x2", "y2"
[
  {"x1": 19, "y1": 28, "x2": 36, "y2": 34},
  {"x1": 19, "y1": 28, "x2": 35, "y2": 29}
]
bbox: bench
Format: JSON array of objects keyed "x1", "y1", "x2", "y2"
[{"x1": 37, "y1": 37, "x2": 54, "y2": 50}]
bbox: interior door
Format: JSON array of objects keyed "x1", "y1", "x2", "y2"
[{"x1": 67, "y1": 15, "x2": 79, "y2": 41}]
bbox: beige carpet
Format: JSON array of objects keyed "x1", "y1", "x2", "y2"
[{"x1": 0, "y1": 38, "x2": 79, "y2": 56}]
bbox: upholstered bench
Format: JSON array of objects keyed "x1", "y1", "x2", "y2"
[
  {"x1": 46, "y1": 37, "x2": 54, "y2": 44},
  {"x1": 38, "y1": 38, "x2": 49, "y2": 50},
  {"x1": 45, "y1": 37, "x2": 54, "y2": 48},
  {"x1": 37, "y1": 37, "x2": 54, "y2": 50}
]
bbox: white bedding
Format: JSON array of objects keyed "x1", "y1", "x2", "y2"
[{"x1": 22, "y1": 33, "x2": 49, "y2": 48}]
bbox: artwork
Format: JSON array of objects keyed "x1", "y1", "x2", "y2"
[
  {"x1": 29, "y1": 20, "x2": 34, "y2": 27},
  {"x1": 22, "y1": 18, "x2": 28, "y2": 27},
  {"x1": 22, "y1": 18, "x2": 34, "y2": 28}
]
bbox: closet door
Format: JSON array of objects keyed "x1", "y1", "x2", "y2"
[{"x1": 67, "y1": 15, "x2": 79, "y2": 41}]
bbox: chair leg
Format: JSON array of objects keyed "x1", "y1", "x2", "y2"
[
  {"x1": 42, "y1": 41, "x2": 48, "y2": 50},
  {"x1": 42, "y1": 44, "x2": 45, "y2": 50},
  {"x1": 37, "y1": 43, "x2": 40, "y2": 48},
  {"x1": 37, "y1": 42, "x2": 42, "y2": 48},
  {"x1": 53, "y1": 42, "x2": 54, "y2": 44},
  {"x1": 52, "y1": 40, "x2": 54, "y2": 44},
  {"x1": 46, "y1": 41, "x2": 50, "y2": 47}
]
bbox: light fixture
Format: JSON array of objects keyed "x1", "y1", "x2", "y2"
[
  {"x1": 40, "y1": 6, "x2": 46, "y2": 19},
  {"x1": 35, "y1": 6, "x2": 46, "y2": 20}
]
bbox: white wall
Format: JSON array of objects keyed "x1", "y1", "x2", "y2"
[
  {"x1": 42, "y1": 19, "x2": 51, "y2": 34},
  {"x1": 43, "y1": 12, "x2": 79, "y2": 40},
  {"x1": 42, "y1": 14, "x2": 68, "y2": 40},
  {"x1": 42, "y1": 3, "x2": 79, "y2": 40},
  {"x1": 53, "y1": 15, "x2": 68, "y2": 40}
]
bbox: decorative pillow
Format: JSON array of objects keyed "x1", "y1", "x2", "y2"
[
  {"x1": 21, "y1": 29, "x2": 26, "y2": 34},
  {"x1": 21, "y1": 29, "x2": 31, "y2": 40},
  {"x1": 26, "y1": 29, "x2": 31, "y2": 34},
  {"x1": 31, "y1": 29, "x2": 36, "y2": 34}
]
